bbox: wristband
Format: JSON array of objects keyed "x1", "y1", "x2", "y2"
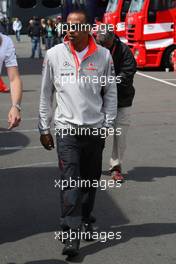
[{"x1": 12, "y1": 104, "x2": 21, "y2": 111}]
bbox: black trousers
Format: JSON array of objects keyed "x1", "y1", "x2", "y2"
[{"x1": 56, "y1": 132, "x2": 105, "y2": 229}]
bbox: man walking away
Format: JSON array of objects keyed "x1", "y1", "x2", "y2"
[
  {"x1": 97, "y1": 24, "x2": 136, "y2": 182},
  {"x1": 28, "y1": 17, "x2": 42, "y2": 59},
  {"x1": 12, "y1": 17, "x2": 22, "y2": 42}
]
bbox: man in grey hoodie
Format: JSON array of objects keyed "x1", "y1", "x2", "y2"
[{"x1": 38, "y1": 10, "x2": 117, "y2": 257}]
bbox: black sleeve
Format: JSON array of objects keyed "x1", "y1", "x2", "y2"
[
  {"x1": 114, "y1": 42, "x2": 136, "y2": 107},
  {"x1": 118, "y1": 42, "x2": 137, "y2": 79},
  {"x1": 52, "y1": 27, "x2": 57, "y2": 36},
  {"x1": 27, "y1": 25, "x2": 32, "y2": 37},
  {"x1": 40, "y1": 26, "x2": 44, "y2": 36}
]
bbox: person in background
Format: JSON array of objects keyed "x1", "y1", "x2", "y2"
[
  {"x1": 0, "y1": 19, "x2": 10, "y2": 92},
  {"x1": 44, "y1": 19, "x2": 55, "y2": 50},
  {"x1": 28, "y1": 17, "x2": 42, "y2": 59},
  {"x1": 0, "y1": 32, "x2": 22, "y2": 128},
  {"x1": 27, "y1": 19, "x2": 34, "y2": 42},
  {"x1": 0, "y1": 76, "x2": 9, "y2": 93},
  {"x1": 5, "y1": 17, "x2": 11, "y2": 35},
  {"x1": 12, "y1": 17, "x2": 22, "y2": 42},
  {"x1": 0, "y1": 19, "x2": 6, "y2": 34},
  {"x1": 40, "y1": 18, "x2": 46, "y2": 48},
  {"x1": 54, "y1": 15, "x2": 63, "y2": 44},
  {"x1": 0, "y1": 21, "x2": 10, "y2": 92},
  {"x1": 97, "y1": 24, "x2": 136, "y2": 182}
]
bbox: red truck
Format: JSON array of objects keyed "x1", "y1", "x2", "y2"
[
  {"x1": 126, "y1": 0, "x2": 176, "y2": 69},
  {"x1": 97, "y1": 0, "x2": 132, "y2": 43}
]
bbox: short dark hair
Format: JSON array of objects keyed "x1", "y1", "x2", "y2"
[
  {"x1": 33, "y1": 16, "x2": 39, "y2": 21},
  {"x1": 67, "y1": 9, "x2": 90, "y2": 24},
  {"x1": 97, "y1": 24, "x2": 115, "y2": 41}
]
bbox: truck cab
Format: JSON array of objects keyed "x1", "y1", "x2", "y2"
[
  {"x1": 126, "y1": 0, "x2": 176, "y2": 69},
  {"x1": 99, "y1": 0, "x2": 132, "y2": 42}
]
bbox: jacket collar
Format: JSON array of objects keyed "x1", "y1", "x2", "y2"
[{"x1": 64, "y1": 34, "x2": 98, "y2": 61}]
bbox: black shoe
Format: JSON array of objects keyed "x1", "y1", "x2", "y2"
[
  {"x1": 59, "y1": 227, "x2": 69, "y2": 244},
  {"x1": 89, "y1": 214, "x2": 96, "y2": 223},
  {"x1": 82, "y1": 214, "x2": 96, "y2": 224},
  {"x1": 62, "y1": 229, "x2": 80, "y2": 257},
  {"x1": 82, "y1": 222, "x2": 95, "y2": 241}
]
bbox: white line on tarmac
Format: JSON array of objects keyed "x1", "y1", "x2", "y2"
[
  {"x1": 0, "y1": 146, "x2": 43, "y2": 151},
  {"x1": 162, "y1": 79, "x2": 176, "y2": 81},
  {"x1": 0, "y1": 161, "x2": 58, "y2": 170},
  {"x1": 137, "y1": 72, "x2": 176, "y2": 87}
]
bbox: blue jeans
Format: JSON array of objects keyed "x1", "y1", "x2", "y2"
[
  {"x1": 45, "y1": 37, "x2": 54, "y2": 50},
  {"x1": 15, "y1": 30, "x2": 21, "y2": 41},
  {"x1": 31, "y1": 37, "x2": 42, "y2": 58}
]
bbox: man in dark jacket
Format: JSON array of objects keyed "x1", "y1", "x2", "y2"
[
  {"x1": 97, "y1": 24, "x2": 136, "y2": 182},
  {"x1": 28, "y1": 17, "x2": 42, "y2": 58}
]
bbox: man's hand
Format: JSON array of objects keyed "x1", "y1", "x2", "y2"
[
  {"x1": 8, "y1": 106, "x2": 21, "y2": 129},
  {"x1": 40, "y1": 134, "x2": 54, "y2": 150}
]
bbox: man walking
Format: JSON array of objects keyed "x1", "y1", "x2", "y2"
[
  {"x1": 39, "y1": 11, "x2": 117, "y2": 256},
  {"x1": 12, "y1": 17, "x2": 22, "y2": 42},
  {"x1": 28, "y1": 17, "x2": 42, "y2": 59},
  {"x1": 97, "y1": 24, "x2": 136, "y2": 182}
]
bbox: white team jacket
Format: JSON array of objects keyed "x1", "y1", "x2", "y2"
[{"x1": 38, "y1": 35, "x2": 117, "y2": 134}]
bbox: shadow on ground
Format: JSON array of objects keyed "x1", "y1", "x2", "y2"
[
  {"x1": 1, "y1": 166, "x2": 176, "y2": 263},
  {"x1": 0, "y1": 166, "x2": 129, "y2": 245},
  {"x1": 66, "y1": 222, "x2": 176, "y2": 262},
  {"x1": 2, "y1": 58, "x2": 43, "y2": 76},
  {"x1": 102, "y1": 166, "x2": 176, "y2": 182},
  {"x1": 127, "y1": 166, "x2": 176, "y2": 182},
  {"x1": 8, "y1": 261, "x2": 68, "y2": 264},
  {"x1": 0, "y1": 128, "x2": 30, "y2": 156}
]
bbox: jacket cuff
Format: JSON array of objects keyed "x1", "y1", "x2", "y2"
[
  {"x1": 103, "y1": 116, "x2": 116, "y2": 128},
  {"x1": 39, "y1": 129, "x2": 51, "y2": 135}
]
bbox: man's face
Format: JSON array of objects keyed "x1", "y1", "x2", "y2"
[{"x1": 66, "y1": 13, "x2": 89, "y2": 45}]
